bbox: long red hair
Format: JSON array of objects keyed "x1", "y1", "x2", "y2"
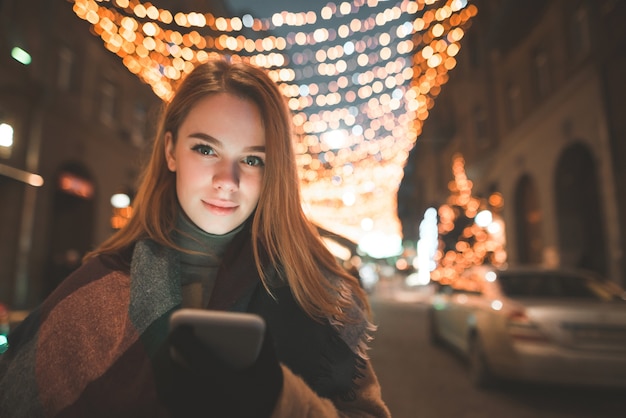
[{"x1": 87, "y1": 59, "x2": 370, "y2": 322}]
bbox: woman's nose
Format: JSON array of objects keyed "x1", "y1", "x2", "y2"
[{"x1": 213, "y1": 161, "x2": 239, "y2": 191}]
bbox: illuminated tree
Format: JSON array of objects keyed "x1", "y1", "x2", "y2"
[{"x1": 430, "y1": 154, "x2": 507, "y2": 284}]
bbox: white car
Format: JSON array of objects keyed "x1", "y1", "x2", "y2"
[{"x1": 428, "y1": 265, "x2": 626, "y2": 389}]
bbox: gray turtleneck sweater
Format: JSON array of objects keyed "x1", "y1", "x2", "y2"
[{"x1": 173, "y1": 213, "x2": 243, "y2": 308}]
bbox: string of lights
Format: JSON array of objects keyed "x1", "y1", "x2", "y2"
[{"x1": 70, "y1": 0, "x2": 477, "y2": 256}]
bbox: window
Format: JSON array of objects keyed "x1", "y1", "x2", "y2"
[
  {"x1": 568, "y1": 6, "x2": 590, "y2": 58},
  {"x1": 514, "y1": 175, "x2": 543, "y2": 264},
  {"x1": 57, "y1": 46, "x2": 74, "y2": 92},
  {"x1": 465, "y1": 30, "x2": 481, "y2": 69},
  {"x1": 472, "y1": 104, "x2": 488, "y2": 147},
  {"x1": 505, "y1": 83, "x2": 523, "y2": 127},
  {"x1": 131, "y1": 103, "x2": 147, "y2": 147},
  {"x1": 531, "y1": 48, "x2": 551, "y2": 99},
  {"x1": 498, "y1": 273, "x2": 615, "y2": 300},
  {"x1": 99, "y1": 81, "x2": 117, "y2": 126}
]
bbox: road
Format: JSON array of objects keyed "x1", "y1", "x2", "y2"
[{"x1": 366, "y1": 279, "x2": 626, "y2": 418}]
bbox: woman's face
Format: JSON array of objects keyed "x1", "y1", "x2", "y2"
[{"x1": 165, "y1": 93, "x2": 266, "y2": 235}]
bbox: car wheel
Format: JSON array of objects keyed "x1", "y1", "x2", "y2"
[
  {"x1": 468, "y1": 334, "x2": 494, "y2": 388},
  {"x1": 427, "y1": 310, "x2": 443, "y2": 346}
]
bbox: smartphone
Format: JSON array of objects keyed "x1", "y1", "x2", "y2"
[{"x1": 169, "y1": 309, "x2": 266, "y2": 369}]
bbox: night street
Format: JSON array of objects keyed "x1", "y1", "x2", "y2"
[
  {"x1": 3, "y1": 1, "x2": 626, "y2": 416},
  {"x1": 368, "y1": 279, "x2": 626, "y2": 418}
]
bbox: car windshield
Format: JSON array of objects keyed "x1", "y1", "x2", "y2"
[{"x1": 497, "y1": 272, "x2": 624, "y2": 301}]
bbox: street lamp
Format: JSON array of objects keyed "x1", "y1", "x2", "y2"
[{"x1": 0, "y1": 122, "x2": 13, "y2": 158}]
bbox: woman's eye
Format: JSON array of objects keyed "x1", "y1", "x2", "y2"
[
  {"x1": 243, "y1": 156, "x2": 265, "y2": 167},
  {"x1": 191, "y1": 144, "x2": 215, "y2": 156}
]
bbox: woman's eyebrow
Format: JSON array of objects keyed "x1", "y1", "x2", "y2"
[
  {"x1": 188, "y1": 132, "x2": 265, "y2": 153},
  {"x1": 246, "y1": 145, "x2": 266, "y2": 153},
  {"x1": 188, "y1": 132, "x2": 218, "y2": 143}
]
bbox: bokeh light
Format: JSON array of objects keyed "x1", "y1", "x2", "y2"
[{"x1": 71, "y1": 0, "x2": 477, "y2": 253}]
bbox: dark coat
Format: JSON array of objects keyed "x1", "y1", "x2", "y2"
[{"x1": 0, "y1": 229, "x2": 390, "y2": 417}]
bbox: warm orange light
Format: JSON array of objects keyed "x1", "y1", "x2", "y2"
[
  {"x1": 71, "y1": 0, "x2": 476, "y2": 245},
  {"x1": 58, "y1": 172, "x2": 94, "y2": 199}
]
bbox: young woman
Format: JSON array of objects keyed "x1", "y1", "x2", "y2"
[{"x1": 0, "y1": 59, "x2": 391, "y2": 417}]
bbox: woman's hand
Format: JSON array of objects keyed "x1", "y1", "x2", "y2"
[{"x1": 153, "y1": 322, "x2": 283, "y2": 418}]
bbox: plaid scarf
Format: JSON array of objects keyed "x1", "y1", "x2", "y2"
[{"x1": 0, "y1": 227, "x2": 373, "y2": 417}]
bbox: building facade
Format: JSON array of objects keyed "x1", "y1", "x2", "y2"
[
  {"x1": 0, "y1": 0, "x2": 163, "y2": 309},
  {"x1": 398, "y1": 0, "x2": 626, "y2": 286}
]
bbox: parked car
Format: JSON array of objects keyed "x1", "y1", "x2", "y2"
[{"x1": 428, "y1": 265, "x2": 626, "y2": 389}]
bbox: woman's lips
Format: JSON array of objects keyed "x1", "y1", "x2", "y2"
[{"x1": 203, "y1": 200, "x2": 238, "y2": 215}]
